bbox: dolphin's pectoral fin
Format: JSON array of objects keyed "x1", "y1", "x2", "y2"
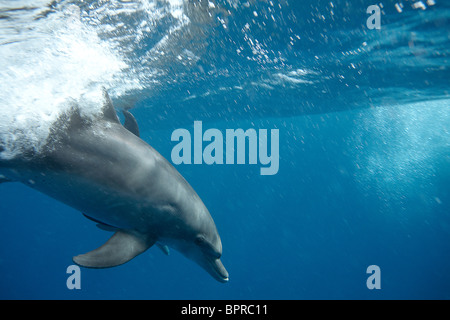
[
  {"x1": 122, "y1": 110, "x2": 140, "y2": 137},
  {"x1": 82, "y1": 213, "x2": 117, "y2": 231},
  {"x1": 156, "y1": 243, "x2": 170, "y2": 256},
  {"x1": 73, "y1": 230, "x2": 155, "y2": 268},
  {"x1": 96, "y1": 223, "x2": 117, "y2": 232}
]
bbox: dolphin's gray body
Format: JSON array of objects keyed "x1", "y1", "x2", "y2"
[{"x1": 0, "y1": 90, "x2": 228, "y2": 283}]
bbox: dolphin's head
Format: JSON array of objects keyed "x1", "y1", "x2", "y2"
[
  {"x1": 189, "y1": 231, "x2": 229, "y2": 283},
  {"x1": 173, "y1": 209, "x2": 229, "y2": 283}
]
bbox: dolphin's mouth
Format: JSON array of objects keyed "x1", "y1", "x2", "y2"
[{"x1": 209, "y1": 258, "x2": 229, "y2": 283}]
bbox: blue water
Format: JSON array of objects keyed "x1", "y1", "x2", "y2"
[{"x1": 0, "y1": 0, "x2": 449, "y2": 299}]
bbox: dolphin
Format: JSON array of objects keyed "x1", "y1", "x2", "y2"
[{"x1": 0, "y1": 90, "x2": 229, "y2": 283}]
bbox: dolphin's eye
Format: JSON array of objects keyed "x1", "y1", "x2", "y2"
[
  {"x1": 195, "y1": 235, "x2": 220, "y2": 258},
  {"x1": 195, "y1": 235, "x2": 205, "y2": 246}
]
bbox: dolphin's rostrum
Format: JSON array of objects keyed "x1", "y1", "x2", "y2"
[{"x1": 0, "y1": 90, "x2": 229, "y2": 283}]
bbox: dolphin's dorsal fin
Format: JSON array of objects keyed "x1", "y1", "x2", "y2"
[
  {"x1": 122, "y1": 109, "x2": 140, "y2": 137},
  {"x1": 73, "y1": 230, "x2": 155, "y2": 268},
  {"x1": 101, "y1": 88, "x2": 120, "y2": 124}
]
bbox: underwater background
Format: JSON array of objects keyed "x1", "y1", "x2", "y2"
[{"x1": 0, "y1": 0, "x2": 449, "y2": 299}]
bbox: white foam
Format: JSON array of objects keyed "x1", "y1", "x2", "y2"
[
  {"x1": 0, "y1": 0, "x2": 192, "y2": 160},
  {"x1": 0, "y1": 2, "x2": 131, "y2": 159}
]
